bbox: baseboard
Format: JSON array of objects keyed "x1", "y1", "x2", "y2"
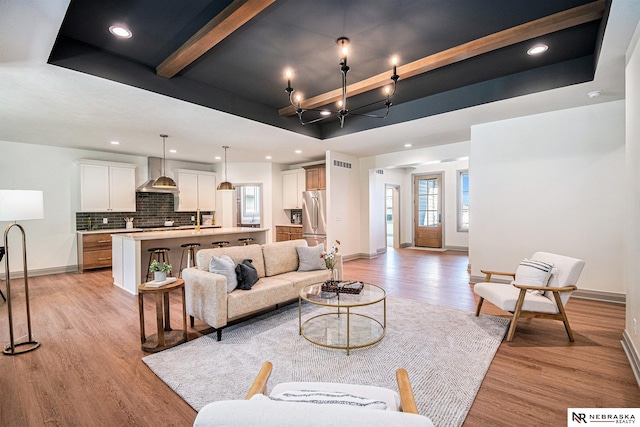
[
  {"x1": 0, "y1": 265, "x2": 78, "y2": 280},
  {"x1": 444, "y1": 245, "x2": 469, "y2": 252},
  {"x1": 622, "y1": 330, "x2": 640, "y2": 388},
  {"x1": 572, "y1": 289, "x2": 625, "y2": 304},
  {"x1": 342, "y1": 252, "x2": 378, "y2": 261},
  {"x1": 470, "y1": 275, "x2": 625, "y2": 305}
]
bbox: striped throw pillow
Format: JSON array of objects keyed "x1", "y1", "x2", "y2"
[
  {"x1": 512, "y1": 258, "x2": 555, "y2": 296},
  {"x1": 268, "y1": 390, "x2": 387, "y2": 410}
]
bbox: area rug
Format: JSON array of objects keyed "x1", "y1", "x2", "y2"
[{"x1": 143, "y1": 296, "x2": 509, "y2": 427}]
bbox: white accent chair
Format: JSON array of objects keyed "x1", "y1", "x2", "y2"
[
  {"x1": 474, "y1": 252, "x2": 585, "y2": 342},
  {"x1": 193, "y1": 362, "x2": 435, "y2": 427}
]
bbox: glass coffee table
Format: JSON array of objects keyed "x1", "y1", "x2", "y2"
[{"x1": 298, "y1": 282, "x2": 386, "y2": 355}]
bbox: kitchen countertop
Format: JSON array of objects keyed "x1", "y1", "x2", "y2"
[
  {"x1": 111, "y1": 227, "x2": 269, "y2": 241},
  {"x1": 275, "y1": 224, "x2": 303, "y2": 227},
  {"x1": 77, "y1": 225, "x2": 220, "y2": 235}
]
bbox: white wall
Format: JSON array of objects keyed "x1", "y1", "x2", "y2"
[
  {"x1": 625, "y1": 20, "x2": 640, "y2": 365},
  {"x1": 327, "y1": 151, "x2": 360, "y2": 258},
  {"x1": 412, "y1": 159, "x2": 469, "y2": 248},
  {"x1": 0, "y1": 140, "x2": 147, "y2": 273},
  {"x1": 359, "y1": 142, "x2": 470, "y2": 256},
  {"x1": 0, "y1": 140, "x2": 221, "y2": 274},
  {"x1": 469, "y1": 100, "x2": 626, "y2": 294},
  {"x1": 213, "y1": 162, "x2": 276, "y2": 241}
]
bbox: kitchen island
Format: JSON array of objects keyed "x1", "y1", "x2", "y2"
[{"x1": 111, "y1": 227, "x2": 269, "y2": 295}]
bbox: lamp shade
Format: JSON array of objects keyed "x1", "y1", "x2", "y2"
[{"x1": 0, "y1": 190, "x2": 44, "y2": 221}]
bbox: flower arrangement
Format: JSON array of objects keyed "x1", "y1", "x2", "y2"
[
  {"x1": 321, "y1": 240, "x2": 340, "y2": 271},
  {"x1": 149, "y1": 260, "x2": 172, "y2": 273}
]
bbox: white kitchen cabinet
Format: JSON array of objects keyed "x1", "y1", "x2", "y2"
[
  {"x1": 175, "y1": 169, "x2": 217, "y2": 211},
  {"x1": 79, "y1": 160, "x2": 136, "y2": 212},
  {"x1": 282, "y1": 168, "x2": 305, "y2": 209}
]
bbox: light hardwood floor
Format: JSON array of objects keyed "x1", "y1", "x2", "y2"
[{"x1": 0, "y1": 248, "x2": 637, "y2": 426}]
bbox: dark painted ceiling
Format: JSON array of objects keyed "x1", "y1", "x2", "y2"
[{"x1": 48, "y1": 0, "x2": 608, "y2": 140}]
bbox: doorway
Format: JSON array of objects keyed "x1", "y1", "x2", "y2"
[
  {"x1": 414, "y1": 174, "x2": 443, "y2": 248},
  {"x1": 385, "y1": 185, "x2": 400, "y2": 248},
  {"x1": 235, "y1": 184, "x2": 262, "y2": 227}
]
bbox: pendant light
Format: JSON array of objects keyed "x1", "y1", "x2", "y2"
[
  {"x1": 217, "y1": 146, "x2": 235, "y2": 191},
  {"x1": 152, "y1": 134, "x2": 177, "y2": 189}
]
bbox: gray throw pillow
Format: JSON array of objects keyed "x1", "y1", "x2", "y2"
[
  {"x1": 296, "y1": 244, "x2": 327, "y2": 272},
  {"x1": 235, "y1": 259, "x2": 259, "y2": 290},
  {"x1": 209, "y1": 254, "x2": 237, "y2": 293}
]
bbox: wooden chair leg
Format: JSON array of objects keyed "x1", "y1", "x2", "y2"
[
  {"x1": 475, "y1": 297, "x2": 484, "y2": 316},
  {"x1": 506, "y1": 289, "x2": 527, "y2": 341},
  {"x1": 553, "y1": 292, "x2": 575, "y2": 342}
]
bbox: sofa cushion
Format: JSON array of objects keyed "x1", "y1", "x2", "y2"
[
  {"x1": 197, "y1": 245, "x2": 266, "y2": 278},
  {"x1": 227, "y1": 277, "x2": 296, "y2": 320},
  {"x1": 262, "y1": 239, "x2": 308, "y2": 277},
  {"x1": 209, "y1": 255, "x2": 237, "y2": 293},
  {"x1": 277, "y1": 270, "x2": 331, "y2": 294},
  {"x1": 236, "y1": 259, "x2": 259, "y2": 290},
  {"x1": 297, "y1": 244, "x2": 327, "y2": 272}
]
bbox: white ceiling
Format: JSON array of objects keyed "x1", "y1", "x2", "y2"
[{"x1": 1, "y1": 0, "x2": 639, "y2": 166}]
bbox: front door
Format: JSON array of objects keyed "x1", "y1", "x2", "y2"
[{"x1": 414, "y1": 174, "x2": 442, "y2": 248}]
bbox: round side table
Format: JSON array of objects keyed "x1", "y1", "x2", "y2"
[{"x1": 138, "y1": 278, "x2": 187, "y2": 353}]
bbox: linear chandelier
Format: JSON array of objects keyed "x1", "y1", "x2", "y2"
[{"x1": 285, "y1": 37, "x2": 400, "y2": 128}]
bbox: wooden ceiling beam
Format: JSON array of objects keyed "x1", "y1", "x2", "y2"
[
  {"x1": 156, "y1": 0, "x2": 276, "y2": 78},
  {"x1": 279, "y1": 0, "x2": 605, "y2": 117}
]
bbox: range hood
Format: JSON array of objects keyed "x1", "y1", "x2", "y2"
[{"x1": 136, "y1": 157, "x2": 179, "y2": 193}]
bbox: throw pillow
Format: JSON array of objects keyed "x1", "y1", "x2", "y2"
[
  {"x1": 209, "y1": 254, "x2": 238, "y2": 293},
  {"x1": 512, "y1": 258, "x2": 555, "y2": 296},
  {"x1": 296, "y1": 244, "x2": 326, "y2": 272},
  {"x1": 267, "y1": 390, "x2": 387, "y2": 410},
  {"x1": 235, "y1": 259, "x2": 259, "y2": 290}
]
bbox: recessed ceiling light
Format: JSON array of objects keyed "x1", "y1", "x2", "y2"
[
  {"x1": 110, "y1": 141, "x2": 120, "y2": 145},
  {"x1": 265, "y1": 155, "x2": 272, "y2": 160},
  {"x1": 169, "y1": 149, "x2": 177, "y2": 153},
  {"x1": 588, "y1": 90, "x2": 602, "y2": 98},
  {"x1": 214, "y1": 156, "x2": 221, "y2": 160},
  {"x1": 295, "y1": 150, "x2": 302, "y2": 154},
  {"x1": 404, "y1": 143, "x2": 413, "y2": 148},
  {"x1": 109, "y1": 25, "x2": 132, "y2": 38},
  {"x1": 527, "y1": 44, "x2": 548, "y2": 55},
  {"x1": 320, "y1": 111, "x2": 331, "y2": 116}
]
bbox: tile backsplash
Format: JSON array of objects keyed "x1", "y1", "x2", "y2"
[{"x1": 76, "y1": 192, "x2": 213, "y2": 230}]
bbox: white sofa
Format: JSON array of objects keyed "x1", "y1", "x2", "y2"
[{"x1": 182, "y1": 239, "x2": 342, "y2": 340}]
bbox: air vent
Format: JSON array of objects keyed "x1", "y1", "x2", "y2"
[
  {"x1": 333, "y1": 160, "x2": 352, "y2": 169},
  {"x1": 376, "y1": 169, "x2": 384, "y2": 175}
]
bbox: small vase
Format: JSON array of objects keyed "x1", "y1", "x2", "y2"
[
  {"x1": 329, "y1": 268, "x2": 338, "y2": 283},
  {"x1": 154, "y1": 271, "x2": 166, "y2": 282}
]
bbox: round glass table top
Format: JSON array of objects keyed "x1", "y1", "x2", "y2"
[{"x1": 299, "y1": 281, "x2": 386, "y2": 308}]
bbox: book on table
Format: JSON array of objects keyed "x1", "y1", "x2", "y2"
[{"x1": 144, "y1": 277, "x2": 177, "y2": 288}]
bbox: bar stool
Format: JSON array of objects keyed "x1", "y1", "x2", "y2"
[
  {"x1": 179, "y1": 243, "x2": 201, "y2": 277},
  {"x1": 146, "y1": 247, "x2": 171, "y2": 281},
  {"x1": 238, "y1": 238, "x2": 253, "y2": 246},
  {"x1": 212, "y1": 241, "x2": 229, "y2": 248}
]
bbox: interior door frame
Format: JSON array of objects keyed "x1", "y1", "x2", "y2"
[
  {"x1": 413, "y1": 172, "x2": 444, "y2": 248},
  {"x1": 385, "y1": 184, "x2": 401, "y2": 249}
]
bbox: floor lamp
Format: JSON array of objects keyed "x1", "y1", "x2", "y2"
[{"x1": 0, "y1": 190, "x2": 43, "y2": 355}]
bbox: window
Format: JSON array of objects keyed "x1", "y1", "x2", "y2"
[
  {"x1": 457, "y1": 170, "x2": 469, "y2": 231},
  {"x1": 240, "y1": 185, "x2": 261, "y2": 224}
]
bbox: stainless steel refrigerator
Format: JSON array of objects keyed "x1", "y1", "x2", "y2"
[{"x1": 302, "y1": 190, "x2": 327, "y2": 247}]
